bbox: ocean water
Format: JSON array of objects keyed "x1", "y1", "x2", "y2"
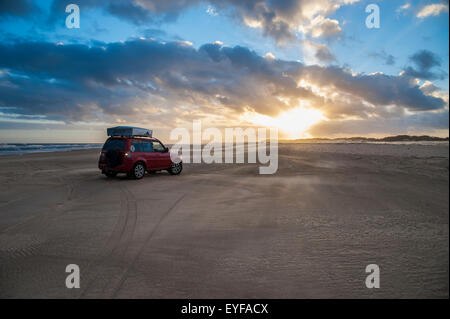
[
  {"x1": 0, "y1": 141, "x2": 447, "y2": 156},
  {"x1": 0, "y1": 143, "x2": 103, "y2": 155}
]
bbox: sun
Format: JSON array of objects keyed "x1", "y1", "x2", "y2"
[{"x1": 244, "y1": 107, "x2": 325, "y2": 139}]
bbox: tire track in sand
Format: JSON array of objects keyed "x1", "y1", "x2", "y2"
[
  {"x1": 78, "y1": 182, "x2": 137, "y2": 298},
  {"x1": 109, "y1": 192, "x2": 186, "y2": 298},
  {"x1": 80, "y1": 176, "x2": 188, "y2": 298}
]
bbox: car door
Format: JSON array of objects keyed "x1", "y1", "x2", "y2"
[
  {"x1": 141, "y1": 140, "x2": 159, "y2": 170},
  {"x1": 152, "y1": 141, "x2": 172, "y2": 169},
  {"x1": 130, "y1": 139, "x2": 144, "y2": 161}
]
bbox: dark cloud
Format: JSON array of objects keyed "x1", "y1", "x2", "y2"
[
  {"x1": 368, "y1": 50, "x2": 396, "y2": 65},
  {"x1": 410, "y1": 50, "x2": 441, "y2": 69},
  {"x1": 314, "y1": 44, "x2": 336, "y2": 63},
  {"x1": 403, "y1": 50, "x2": 447, "y2": 80},
  {"x1": 385, "y1": 54, "x2": 396, "y2": 66},
  {"x1": 107, "y1": 2, "x2": 154, "y2": 24},
  {"x1": 50, "y1": 0, "x2": 202, "y2": 25},
  {"x1": 0, "y1": 0, "x2": 35, "y2": 17},
  {"x1": 0, "y1": 39, "x2": 446, "y2": 131}
]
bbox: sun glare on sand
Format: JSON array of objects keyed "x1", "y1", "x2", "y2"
[{"x1": 244, "y1": 107, "x2": 325, "y2": 139}]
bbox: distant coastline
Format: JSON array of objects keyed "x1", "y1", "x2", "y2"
[{"x1": 282, "y1": 135, "x2": 449, "y2": 143}]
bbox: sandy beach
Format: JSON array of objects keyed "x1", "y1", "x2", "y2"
[{"x1": 0, "y1": 143, "x2": 448, "y2": 298}]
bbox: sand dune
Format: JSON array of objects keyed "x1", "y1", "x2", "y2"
[{"x1": 0, "y1": 143, "x2": 448, "y2": 298}]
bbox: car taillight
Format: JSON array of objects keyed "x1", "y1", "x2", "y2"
[{"x1": 99, "y1": 152, "x2": 105, "y2": 163}]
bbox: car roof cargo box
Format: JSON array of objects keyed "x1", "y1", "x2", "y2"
[{"x1": 107, "y1": 126, "x2": 153, "y2": 137}]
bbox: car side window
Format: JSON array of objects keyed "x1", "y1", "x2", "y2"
[
  {"x1": 130, "y1": 140, "x2": 143, "y2": 152},
  {"x1": 141, "y1": 142, "x2": 153, "y2": 152},
  {"x1": 152, "y1": 141, "x2": 165, "y2": 152}
]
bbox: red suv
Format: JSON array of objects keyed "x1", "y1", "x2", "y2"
[{"x1": 98, "y1": 130, "x2": 182, "y2": 179}]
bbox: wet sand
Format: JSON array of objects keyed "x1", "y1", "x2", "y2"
[{"x1": 0, "y1": 143, "x2": 448, "y2": 298}]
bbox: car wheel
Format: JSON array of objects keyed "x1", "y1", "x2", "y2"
[
  {"x1": 104, "y1": 171, "x2": 118, "y2": 178},
  {"x1": 131, "y1": 162, "x2": 146, "y2": 179},
  {"x1": 168, "y1": 162, "x2": 182, "y2": 175}
]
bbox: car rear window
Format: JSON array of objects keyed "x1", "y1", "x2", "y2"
[{"x1": 102, "y1": 139, "x2": 126, "y2": 151}]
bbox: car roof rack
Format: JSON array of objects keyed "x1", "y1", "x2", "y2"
[{"x1": 107, "y1": 126, "x2": 153, "y2": 137}]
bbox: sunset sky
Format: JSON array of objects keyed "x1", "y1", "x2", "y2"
[{"x1": 0, "y1": 0, "x2": 449, "y2": 142}]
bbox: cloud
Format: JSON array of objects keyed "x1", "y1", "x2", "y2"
[
  {"x1": 300, "y1": 16, "x2": 343, "y2": 40},
  {"x1": 0, "y1": 39, "x2": 446, "y2": 134},
  {"x1": 302, "y1": 40, "x2": 337, "y2": 64},
  {"x1": 314, "y1": 45, "x2": 336, "y2": 63},
  {"x1": 47, "y1": 0, "x2": 358, "y2": 44},
  {"x1": 211, "y1": 0, "x2": 355, "y2": 44},
  {"x1": 295, "y1": 65, "x2": 446, "y2": 112},
  {"x1": 107, "y1": 2, "x2": 155, "y2": 23},
  {"x1": 368, "y1": 50, "x2": 396, "y2": 66},
  {"x1": 206, "y1": 5, "x2": 218, "y2": 16},
  {"x1": 50, "y1": 0, "x2": 199, "y2": 25},
  {"x1": 416, "y1": 2, "x2": 449, "y2": 18},
  {"x1": 410, "y1": 50, "x2": 441, "y2": 69},
  {"x1": 0, "y1": 39, "x2": 319, "y2": 122},
  {"x1": 403, "y1": 49, "x2": 447, "y2": 80},
  {"x1": 420, "y1": 80, "x2": 440, "y2": 95},
  {"x1": 396, "y1": 2, "x2": 411, "y2": 14},
  {"x1": 0, "y1": 0, "x2": 36, "y2": 17}
]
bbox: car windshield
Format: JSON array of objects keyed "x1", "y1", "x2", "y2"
[{"x1": 102, "y1": 139, "x2": 126, "y2": 151}]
